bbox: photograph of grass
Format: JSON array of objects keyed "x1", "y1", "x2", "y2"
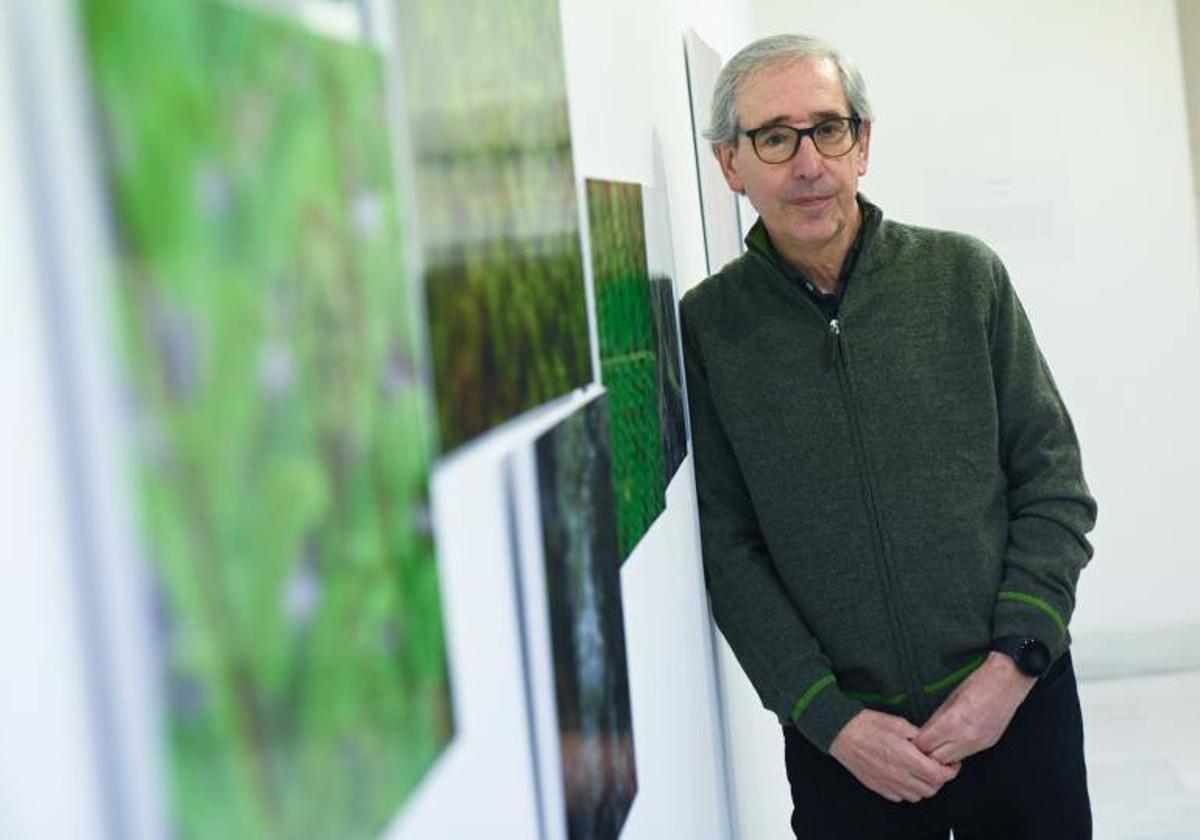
[
  {"x1": 585, "y1": 178, "x2": 666, "y2": 559},
  {"x1": 78, "y1": 1, "x2": 453, "y2": 837},
  {"x1": 536, "y1": 397, "x2": 638, "y2": 840},
  {"x1": 394, "y1": 0, "x2": 592, "y2": 451}
]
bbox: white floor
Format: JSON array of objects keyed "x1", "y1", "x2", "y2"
[{"x1": 1077, "y1": 669, "x2": 1200, "y2": 839}]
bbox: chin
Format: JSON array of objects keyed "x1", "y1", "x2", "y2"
[{"x1": 789, "y1": 219, "x2": 839, "y2": 244}]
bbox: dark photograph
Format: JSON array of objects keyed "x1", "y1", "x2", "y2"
[
  {"x1": 536, "y1": 397, "x2": 638, "y2": 840},
  {"x1": 649, "y1": 273, "x2": 688, "y2": 483}
]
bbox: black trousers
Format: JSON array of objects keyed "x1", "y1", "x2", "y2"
[{"x1": 783, "y1": 653, "x2": 1091, "y2": 839}]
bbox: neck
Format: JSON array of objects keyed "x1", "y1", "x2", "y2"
[{"x1": 771, "y1": 203, "x2": 862, "y2": 294}]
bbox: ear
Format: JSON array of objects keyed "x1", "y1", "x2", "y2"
[
  {"x1": 856, "y1": 120, "x2": 872, "y2": 177},
  {"x1": 713, "y1": 142, "x2": 746, "y2": 195}
]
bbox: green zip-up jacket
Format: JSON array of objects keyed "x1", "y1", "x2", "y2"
[{"x1": 680, "y1": 197, "x2": 1097, "y2": 753}]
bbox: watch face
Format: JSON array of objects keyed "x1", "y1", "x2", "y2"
[{"x1": 1018, "y1": 639, "x2": 1051, "y2": 677}]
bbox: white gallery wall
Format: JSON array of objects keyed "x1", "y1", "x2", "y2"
[{"x1": 711, "y1": 1, "x2": 1200, "y2": 836}]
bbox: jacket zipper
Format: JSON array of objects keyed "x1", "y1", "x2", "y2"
[
  {"x1": 748, "y1": 250, "x2": 930, "y2": 719},
  {"x1": 827, "y1": 318, "x2": 841, "y2": 368},
  {"x1": 827, "y1": 319, "x2": 930, "y2": 719}
]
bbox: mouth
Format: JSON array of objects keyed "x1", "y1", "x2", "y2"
[{"x1": 787, "y1": 195, "x2": 833, "y2": 209}]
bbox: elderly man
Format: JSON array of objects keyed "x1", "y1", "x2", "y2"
[{"x1": 680, "y1": 34, "x2": 1097, "y2": 839}]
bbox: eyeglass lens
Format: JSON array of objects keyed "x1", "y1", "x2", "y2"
[{"x1": 752, "y1": 119, "x2": 856, "y2": 163}]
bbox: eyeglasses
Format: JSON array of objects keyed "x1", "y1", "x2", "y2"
[{"x1": 741, "y1": 116, "x2": 862, "y2": 164}]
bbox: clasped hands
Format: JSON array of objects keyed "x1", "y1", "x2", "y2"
[{"x1": 827, "y1": 652, "x2": 1036, "y2": 804}]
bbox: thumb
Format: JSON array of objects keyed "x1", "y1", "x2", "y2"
[{"x1": 912, "y1": 722, "x2": 944, "y2": 752}]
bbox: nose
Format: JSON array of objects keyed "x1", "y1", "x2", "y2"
[{"x1": 789, "y1": 134, "x2": 823, "y2": 180}]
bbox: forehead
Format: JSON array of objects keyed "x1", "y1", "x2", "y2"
[{"x1": 735, "y1": 56, "x2": 850, "y2": 127}]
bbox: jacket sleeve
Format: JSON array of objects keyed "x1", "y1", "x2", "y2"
[
  {"x1": 987, "y1": 257, "x2": 1097, "y2": 658},
  {"x1": 681, "y1": 298, "x2": 863, "y2": 752}
]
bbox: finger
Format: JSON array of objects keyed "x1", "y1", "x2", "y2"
[
  {"x1": 907, "y1": 776, "x2": 939, "y2": 800},
  {"x1": 911, "y1": 764, "x2": 954, "y2": 788},
  {"x1": 930, "y1": 742, "x2": 966, "y2": 765},
  {"x1": 932, "y1": 760, "x2": 959, "y2": 784},
  {"x1": 906, "y1": 743, "x2": 961, "y2": 784},
  {"x1": 912, "y1": 719, "x2": 949, "y2": 752},
  {"x1": 899, "y1": 781, "x2": 935, "y2": 803},
  {"x1": 914, "y1": 732, "x2": 949, "y2": 755},
  {"x1": 917, "y1": 712, "x2": 971, "y2": 757}
]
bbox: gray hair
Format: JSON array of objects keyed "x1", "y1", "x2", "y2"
[{"x1": 704, "y1": 34, "x2": 874, "y2": 146}]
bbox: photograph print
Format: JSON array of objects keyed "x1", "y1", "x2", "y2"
[
  {"x1": 649, "y1": 274, "x2": 687, "y2": 482},
  {"x1": 642, "y1": 184, "x2": 689, "y2": 484},
  {"x1": 394, "y1": 0, "x2": 592, "y2": 451},
  {"x1": 684, "y1": 29, "x2": 746, "y2": 273},
  {"x1": 585, "y1": 178, "x2": 666, "y2": 559},
  {"x1": 78, "y1": 1, "x2": 453, "y2": 836},
  {"x1": 535, "y1": 396, "x2": 638, "y2": 840}
]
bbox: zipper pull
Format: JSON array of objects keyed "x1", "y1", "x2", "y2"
[{"x1": 827, "y1": 318, "x2": 842, "y2": 368}]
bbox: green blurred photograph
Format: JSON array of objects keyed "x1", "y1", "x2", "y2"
[
  {"x1": 585, "y1": 178, "x2": 666, "y2": 560},
  {"x1": 395, "y1": 0, "x2": 592, "y2": 451},
  {"x1": 79, "y1": 1, "x2": 454, "y2": 836}
]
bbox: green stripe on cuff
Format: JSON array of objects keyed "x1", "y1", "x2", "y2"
[
  {"x1": 845, "y1": 689, "x2": 906, "y2": 706},
  {"x1": 843, "y1": 656, "x2": 990, "y2": 708},
  {"x1": 791, "y1": 674, "x2": 837, "y2": 722},
  {"x1": 922, "y1": 654, "x2": 986, "y2": 695},
  {"x1": 999, "y1": 590, "x2": 1067, "y2": 637}
]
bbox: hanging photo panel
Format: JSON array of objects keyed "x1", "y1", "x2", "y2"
[
  {"x1": 585, "y1": 178, "x2": 665, "y2": 559},
  {"x1": 508, "y1": 394, "x2": 638, "y2": 840},
  {"x1": 684, "y1": 29, "x2": 746, "y2": 275},
  {"x1": 78, "y1": 2, "x2": 453, "y2": 836},
  {"x1": 394, "y1": 0, "x2": 592, "y2": 451},
  {"x1": 642, "y1": 184, "x2": 689, "y2": 484}
]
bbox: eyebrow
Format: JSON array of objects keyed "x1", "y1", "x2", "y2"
[{"x1": 749, "y1": 110, "x2": 849, "y2": 129}]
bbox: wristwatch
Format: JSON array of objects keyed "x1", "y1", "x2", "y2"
[{"x1": 991, "y1": 636, "x2": 1051, "y2": 677}]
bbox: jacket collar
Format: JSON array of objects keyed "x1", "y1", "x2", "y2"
[{"x1": 743, "y1": 194, "x2": 884, "y2": 289}]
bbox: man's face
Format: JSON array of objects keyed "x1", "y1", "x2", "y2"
[{"x1": 716, "y1": 57, "x2": 871, "y2": 257}]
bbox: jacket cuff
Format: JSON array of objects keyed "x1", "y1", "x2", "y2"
[
  {"x1": 790, "y1": 676, "x2": 864, "y2": 753},
  {"x1": 992, "y1": 589, "x2": 1070, "y2": 658}
]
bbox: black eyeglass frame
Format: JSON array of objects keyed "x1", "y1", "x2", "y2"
[{"x1": 740, "y1": 115, "x2": 863, "y2": 164}]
